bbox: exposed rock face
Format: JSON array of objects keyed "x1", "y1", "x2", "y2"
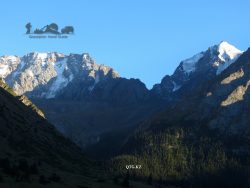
[
  {"x1": 199, "y1": 48, "x2": 250, "y2": 134},
  {"x1": 220, "y1": 68, "x2": 244, "y2": 85}
]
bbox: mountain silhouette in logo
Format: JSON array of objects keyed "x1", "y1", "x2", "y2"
[
  {"x1": 61, "y1": 26, "x2": 74, "y2": 34},
  {"x1": 25, "y1": 23, "x2": 74, "y2": 35}
]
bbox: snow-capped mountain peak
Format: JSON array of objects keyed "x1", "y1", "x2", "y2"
[
  {"x1": 0, "y1": 52, "x2": 119, "y2": 99},
  {"x1": 212, "y1": 41, "x2": 243, "y2": 74},
  {"x1": 179, "y1": 41, "x2": 243, "y2": 78},
  {"x1": 217, "y1": 41, "x2": 242, "y2": 60},
  {"x1": 153, "y1": 41, "x2": 244, "y2": 98},
  {"x1": 179, "y1": 41, "x2": 242, "y2": 76}
]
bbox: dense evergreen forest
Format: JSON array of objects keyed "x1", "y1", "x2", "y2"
[{"x1": 108, "y1": 126, "x2": 250, "y2": 187}]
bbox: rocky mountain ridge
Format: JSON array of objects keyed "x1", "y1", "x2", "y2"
[
  {"x1": 152, "y1": 41, "x2": 243, "y2": 99},
  {"x1": 1, "y1": 52, "x2": 119, "y2": 99}
]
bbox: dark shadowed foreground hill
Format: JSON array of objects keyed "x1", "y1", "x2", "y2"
[
  {"x1": 0, "y1": 80, "x2": 98, "y2": 187},
  {"x1": 0, "y1": 80, "x2": 157, "y2": 188}
]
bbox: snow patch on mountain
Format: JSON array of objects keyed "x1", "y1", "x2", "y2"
[
  {"x1": 88, "y1": 72, "x2": 100, "y2": 91},
  {"x1": 182, "y1": 52, "x2": 204, "y2": 75},
  {"x1": 0, "y1": 56, "x2": 21, "y2": 78},
  {"x1": 0, "y1": 64, "x2": 8, "y2": 75},
  {"x1": 36, "y1": 52, "x2": 48, "y2": 60},
  {"x1": 172, "y1": 81, "x2": 181, "y2": 92},
  {"x1": 11, "y1": 60, "x2": 26, "y2": 81},
  {"x1": 46, "y1": 58, "x2": 73, "y2": 98}
]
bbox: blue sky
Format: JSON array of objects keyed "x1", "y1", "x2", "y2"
[{"x1": 0, "y1": 0, "x2": 249, "y2": 88}]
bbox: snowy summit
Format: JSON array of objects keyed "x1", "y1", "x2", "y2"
[{"x1": 214, "y1": 41, "x2": 243, "y2": 74}]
